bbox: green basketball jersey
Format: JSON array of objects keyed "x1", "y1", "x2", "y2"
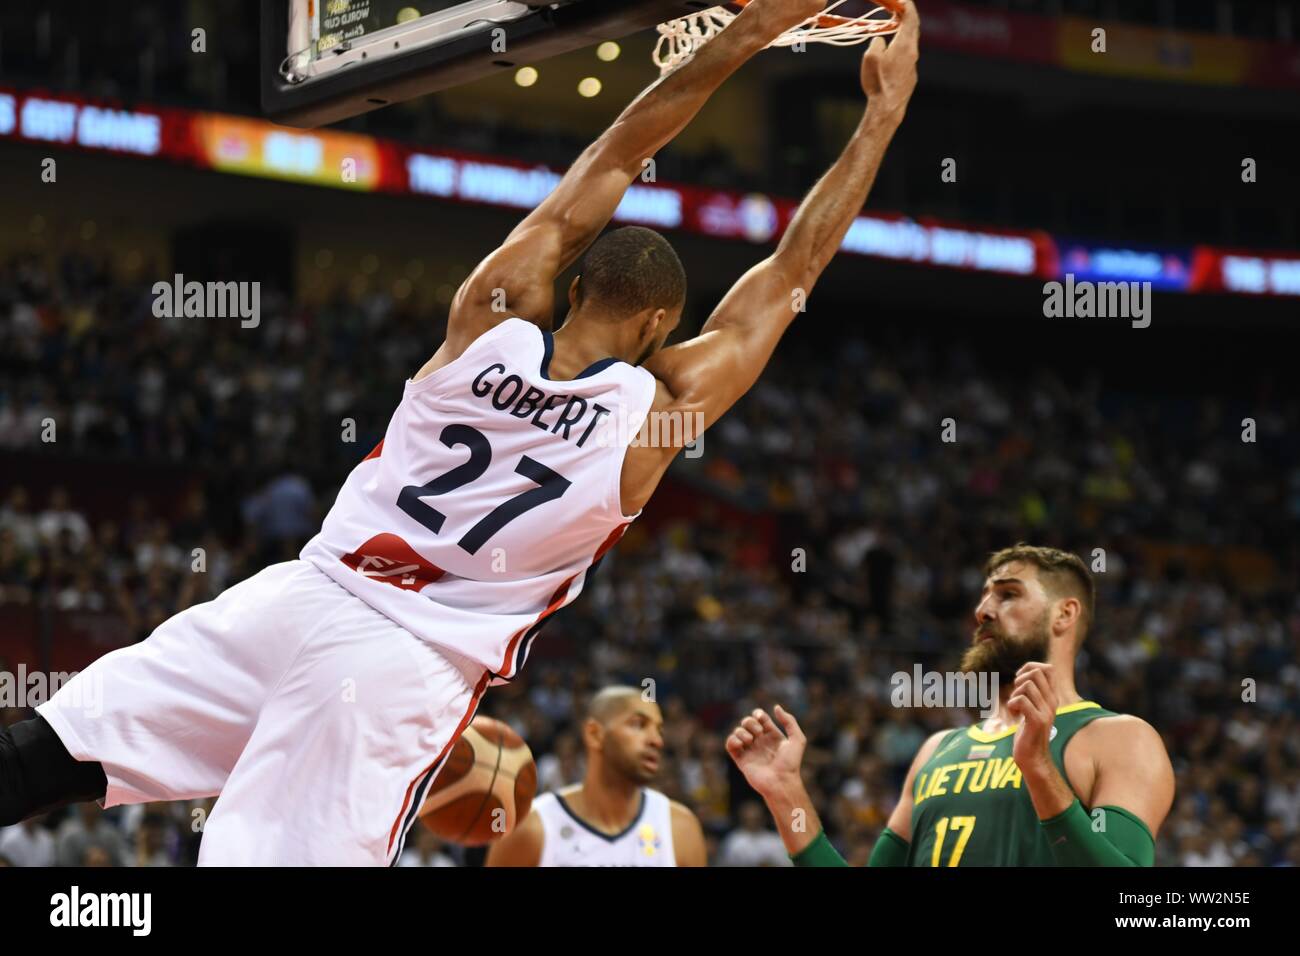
[{"x1": 907, "y1": 701, "x2": 1119, "y2": 866}]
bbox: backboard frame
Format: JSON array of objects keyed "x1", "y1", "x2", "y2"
[{"x1": 261, "y1": 0, "x2": 708, "y2": 129}]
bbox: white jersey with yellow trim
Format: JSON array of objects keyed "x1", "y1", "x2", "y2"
[
  {"x1": 301, "y1": 318, "x2": 657, "y2": 681},
  {"x1": 534, "y1": 786, "x2": 677, "y2": 867}
]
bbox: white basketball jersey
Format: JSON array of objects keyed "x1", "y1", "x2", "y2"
[
  {"x1": 301, "y1": 318, "x2": 657, "y2": 681},
  {"x1": 534, "y1": 787, "x2": 677, "y2": 867}
]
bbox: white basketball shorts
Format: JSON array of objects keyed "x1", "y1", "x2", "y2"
[{"x1": 36, "y1": 560, "x2": 488, "y2": 866}]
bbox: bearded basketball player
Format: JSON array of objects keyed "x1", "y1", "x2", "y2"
[
  {"x1": 0, "y1": 0, "x2": 920, "y2": 864},
  {"x1": 727, "y1": 545, "x2": 1176, "y2": 866},
  {"x1": 485, "y1": 687, "x2": 706, "y2": 866}
]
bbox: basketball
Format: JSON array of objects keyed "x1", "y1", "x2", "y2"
[{"x1": 419, "y1": 716, "x2": 537, "y2": 846}]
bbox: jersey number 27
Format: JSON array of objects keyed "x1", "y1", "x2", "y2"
[{"x1": 397, "y1": 423, "x2": 572, "y2": 554}]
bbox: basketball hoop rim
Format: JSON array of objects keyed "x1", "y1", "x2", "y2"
[
  {"x1": 726, "y1": 0, "x2": 906, "y2": 31},
  {"x1": 652, "y1": 0, "x2": 905, "y2": 75}
]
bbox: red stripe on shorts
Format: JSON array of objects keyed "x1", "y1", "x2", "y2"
[{"x1": 387, "y1": 670, "x2": 491, "y2": 856}]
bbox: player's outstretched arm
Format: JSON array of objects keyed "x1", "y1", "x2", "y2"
[
  {"x1": 725, "y1": 706, "x2": 834, "y2": 861},
  {"x1": 726, "y1": 705, "x2": 947, "y2": 867},
  {"x1": 643, "y1": 1, "x2": 919, "y2": 433},
  {"x1": 483, "y1": 807, "x2": 544, "y2": 866},
  {"x1": 437, "y1": 0, "x2": 828, "y2": 363}
]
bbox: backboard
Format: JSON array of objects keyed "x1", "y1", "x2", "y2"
[{"x1": 262, "y1": 0, "x2": 704, "y2": 129}]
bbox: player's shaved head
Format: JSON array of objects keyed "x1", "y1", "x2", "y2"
[
  {"x1": 583, "y1": 686, "x2": 664, "y2": 784},
  {"x1": 586, "y1": 685, "x2": 643, "y2": 725},
  {"x1": 576, "y1": 226, "x2": 686, "y2": 318}
]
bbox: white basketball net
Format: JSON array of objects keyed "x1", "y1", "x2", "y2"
[{"x1": 653, "y1": 1, "x2": 901, "y2": 75}]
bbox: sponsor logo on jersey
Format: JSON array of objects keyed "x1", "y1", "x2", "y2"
[
  {"x1": 638, "y1": 823, "x2": 661, "y2": 858},
  {"x1": 340, "y1": 533, "x2": 445, "y2": 590}
]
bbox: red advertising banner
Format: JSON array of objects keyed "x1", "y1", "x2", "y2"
[
  {"x1": 2, "y1": 86, "x2": 1296, "y2": 295},
  {"x1": 1248, "y1": 39, "x2": 1300, "y2": 88},
  {"x1": 915, "y1": 0, "x2": 1057, "y2": 63},
  {"x1": 1190, "y1": 248, "x2": 1300, "y2": 297}
]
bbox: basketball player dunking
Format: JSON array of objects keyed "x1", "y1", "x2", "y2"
[
  {"x1": 727, "y1": 546, "x2": 1176, "y2": 866},
  {"x1": 485, "y1": 687, "x2": 706, "y2": 866},
  {"x1": 0, "y1": 0, "x2": 920, "y2": 864}
]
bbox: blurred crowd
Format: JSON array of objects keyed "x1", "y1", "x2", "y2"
[{"x1": 2, "y1": 249, "x2": 1299, "y2": 867}]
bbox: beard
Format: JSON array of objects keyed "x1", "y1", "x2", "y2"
[{"x1": 959, "y1": 614, "x2": 1050, "y2": 682}]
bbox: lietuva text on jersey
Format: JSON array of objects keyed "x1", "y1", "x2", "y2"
[{"x1": 906, "y1": 702, "x2": 1120, "y2": 866}]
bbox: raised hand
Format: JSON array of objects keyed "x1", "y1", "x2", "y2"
[
  {"x1": 860, "y1": 0, "x2": 920, "y2": 123},
  {"x1": 1009, "y1": 661, "x2": 1060, "y2": 776},
  {"x1": 725, "y1": 705, "x2": 807, "y2": 798}
]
